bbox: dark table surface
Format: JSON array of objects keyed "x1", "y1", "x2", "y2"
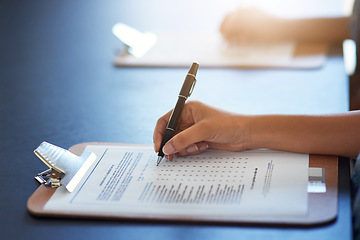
[{"x1": 0, "y1": 0, "x2": 352, "y2": 239}]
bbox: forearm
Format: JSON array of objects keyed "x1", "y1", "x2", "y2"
[
  {"x1": 245, "y1": 111, "x2": 360, "y2": 158},
  {"x1": 278, "y1": 17, "x2": 350, "y2": 43}
]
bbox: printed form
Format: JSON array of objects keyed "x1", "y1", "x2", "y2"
[{"x1": 44, "y1": 145, "x2": 309, "y2": 217}]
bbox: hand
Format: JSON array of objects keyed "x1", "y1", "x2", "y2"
[
  {"x1": 220, "y1": 7, "x2": 283, "y2": 43},
  {"x1": 153, "y1": 101, "x2": 249, "y2": 160}
]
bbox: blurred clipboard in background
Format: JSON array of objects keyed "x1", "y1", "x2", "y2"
[
  {"x1": 112, "y1": 23, "x2": 328, "y2": 69},
  {"x1": 112, "y1": 0, "x2": 355, "y2": 69}
]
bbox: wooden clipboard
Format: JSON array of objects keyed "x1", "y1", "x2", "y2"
[{"x1": 27, "y1": 142, "x2": 338, "y2": 226}]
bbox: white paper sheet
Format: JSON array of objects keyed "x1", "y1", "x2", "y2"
[{"x1": 44, "y1": 145, "x2": 309, "y2": 217}]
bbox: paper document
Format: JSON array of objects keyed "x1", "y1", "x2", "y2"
[{"x1": 44, "y1": 145, "x2": 309, "y2": 217}]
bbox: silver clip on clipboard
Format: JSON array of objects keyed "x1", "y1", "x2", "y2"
[
  {"x1": 112, "y1": 23, "x2": 157, "y2": 58},
  {"x1": 34, "y1": 141, "x2": 96, "y2": 192}
]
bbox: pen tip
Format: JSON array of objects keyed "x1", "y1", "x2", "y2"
[{"x1": 157, "y1": 156, "x2": 162, "y2": 166}]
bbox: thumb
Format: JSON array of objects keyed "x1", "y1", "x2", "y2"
[{"x1": 162, "y1": 122, "x2": 208, "y2": 155}]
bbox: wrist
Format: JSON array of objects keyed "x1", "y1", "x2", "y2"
[
  {"x1": 230, "y1": 114, "x2": 252, "y2": 151},
  {"x1": 246, "y1": 115, "x2": 273, "y2": 150}
]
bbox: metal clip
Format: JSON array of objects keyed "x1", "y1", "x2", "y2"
[
  {"x1": 34, "y1": 141, "x2": 96, "y2": 192},
  {"x1": 35, "y1": 168, "x2": 64, "y2": 188},
  {"x1": 188, "y1": 77, "x2": 196, "y2": 98},
  {"x1": 112, "y1": 23, "x2": 157, "y2": 58}
]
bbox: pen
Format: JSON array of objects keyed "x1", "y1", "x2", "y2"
[{"x1": 157, "y1": 62, "x2": 199, "y2": 166}]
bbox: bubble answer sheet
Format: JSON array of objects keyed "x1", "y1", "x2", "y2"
[{"x1": 43, "y1": 144, "x2": 309, "y2": 218}]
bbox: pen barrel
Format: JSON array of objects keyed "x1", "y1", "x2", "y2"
[
  {"x1": 158, "y1": 98, "x2": 185, "y2": 158},
  {"x1": 158, "y1": 62, "x2": 198, "y2": 159},
  {"x1": 167, "y1": 98, "x2": 185, "y2": 129}
]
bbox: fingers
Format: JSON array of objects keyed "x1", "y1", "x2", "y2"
[
  {"x1": 153, "y1": 101, "x2": 201, "y2": 154},
  {"x1": 154, "y1": 101, "x2": 218, "y2": 159},
  {"x1": 162, "y1": 121, "x2": 209, "y2": 156},
  {"x1": 176, "y1": 142, "x2": 209, "y2": 157},
  {"x1": 220, "y1": 12, "x2": 237, "y2": 43},
  {"x1": 220, "y1": 14, "x2": 230, "y2": 38},
  {"x1": 163, "y1": 142, "x2": 209, "y2": 162}
]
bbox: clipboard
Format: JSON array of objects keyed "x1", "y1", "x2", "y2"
[
  {"x1": 27, "y1": 142, "x2": 338, "y2": 226},
  {"x1": 113, "y1": 30, "x2": 328, "y2": 69}
]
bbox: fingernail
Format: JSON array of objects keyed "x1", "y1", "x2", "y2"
[
  {"x1": 199, "y1": 144, "x2": 209, "y2": 151},
  {"x1": 163, "y1": 143, "x2": 175, "y2": 155},
  {"x1": 186, "y1": 145, "x2": 199, "y2": 153}
]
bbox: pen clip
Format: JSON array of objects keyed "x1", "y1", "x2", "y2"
[{"x1": 188, "y1": 78, "x2": 196, "y2": 98}]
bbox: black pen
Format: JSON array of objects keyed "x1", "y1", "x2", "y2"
[{"x1": 157, "y1": 62, "x2": 199, "y2": 166}]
